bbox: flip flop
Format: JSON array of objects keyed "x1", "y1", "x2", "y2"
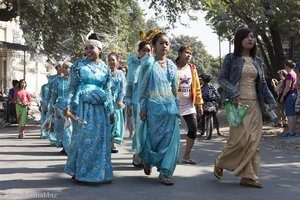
[
  {"x1": 213, "y1": 160, "x2": 223, "y2": 180},
  {"x1": 182, "y1": 159, "x2": 197, "y2": 164}
]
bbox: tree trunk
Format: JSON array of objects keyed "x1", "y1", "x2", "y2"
[
  {"x1": 269, "y1": 22, "x2": 285, "y2": 74},
  {"x1": 256, "y1": 38, "x2": 272, "y2": 75}
]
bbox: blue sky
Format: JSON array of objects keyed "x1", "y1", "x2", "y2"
[{"x1": 139, "y1": 1, "x2": 233, "y2": 58}]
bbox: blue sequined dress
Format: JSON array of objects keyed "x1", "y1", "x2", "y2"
[{"x1": 64, "y1": 59, "x2": 114, "y2": 183}]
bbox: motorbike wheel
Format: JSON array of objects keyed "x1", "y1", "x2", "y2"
[
  {"x1": 0, "y1": 117, "x2": 6, "y2": 128},
  {"x1": 205, "y1": 114, "x2": 213, "y2": 140}
]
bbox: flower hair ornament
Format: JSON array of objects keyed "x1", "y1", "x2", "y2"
[
  {"x1": 139, "y1": 29, "x2": 161, "y2": 42},
  {"x1": 110, "y1": 52, "x2": 122, "y2": 62}
]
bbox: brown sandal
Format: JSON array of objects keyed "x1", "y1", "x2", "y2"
[
  {"x1": 159, "y1": 178, "x2": 174, "y2": 186},
  {"x1": 159, "y1": 174, "x2": 174, "y2": 186},
  {"x1": 213, "y1": 160, "x2": 223, "y2": 180},
  {"x1": 240, "y1": 178, "x2": 263, "y2": 188},
  {"x1": 143, "y1": 163, "x2": 152, "y2": 175}
]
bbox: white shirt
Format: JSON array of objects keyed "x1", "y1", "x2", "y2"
[{"x1": 177, "y1": 65, "x2": 196, "y2": 116}]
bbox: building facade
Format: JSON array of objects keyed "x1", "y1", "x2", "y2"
[{"x1": 0, "y1": 19, "x2": 51, "y2": 99}]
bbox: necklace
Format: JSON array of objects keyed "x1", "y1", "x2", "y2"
[
  {"x1": 158, "y1": 59, "x2": 167, "y2": 69},
  {"x1": 158, "y1": 59, "x2": 166, "y2": 64}
]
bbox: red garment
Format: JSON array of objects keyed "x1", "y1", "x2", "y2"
[{"x1": 13, "y1": 89, "x2": 31, "y2": 105}]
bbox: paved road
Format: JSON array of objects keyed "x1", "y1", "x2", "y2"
[{"x1": 0, "y1": 118, "x2": 299, "y2": 200}]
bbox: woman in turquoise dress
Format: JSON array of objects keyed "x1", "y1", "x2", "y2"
[
  {"x1": 126, "y1": 41, "x2": 152, "y2": 133},
  {"x1": 107, "y1": 52, "x2": 126, "y2": 153},
  {"x1": 45, "y1": 62, "x2": 63, "y2": 145},
  {"x1": 40, "y1": 82, "x2": 50, "y2": 139},
  {"x1": 51, "y1": 62, "x2": 72, "y2": 155},
  {"x1": 64, "y1": 33, "x2": 114, "y2": 184},
  {"x1": 135, "y1": 32, "x2": 180, "y2": 186},
  {"x1": 126, "y1": 41, "x2": 151, "y2": 166}
]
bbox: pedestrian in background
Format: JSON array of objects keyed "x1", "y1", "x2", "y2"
[
  {"x1": 45, "y1": 62, "x2": 64, "y2": 145},
  {"x1": 13, "y1": 79, "x2": 31, "y2": 139},
  {"x1": 280, "y1": 60, "x2": 298, "y2": 137},
  {"x1": 199, "y1": 73, "x2": 223, "y2": 136},
  {"x1": 8, "y1": 80, "x2": 19, "y2": 123},
  {"x1": 271, "y1": 69, "x2": 288, "y2": 127},
  {"x1": 107, "y1": 52, "x2": 126, "y2": 153},
  {"x1": 40, "y1": 78, "x2": 50, "y2": 139},
  {"x1": 51, "y1": 62, "x2": 73, "y2": 155},
  {"x1": 126, "y1": 40, "x2": 151, "y2": 166},
  {"x1": 175, "y1": 44, "x2": 203, "y2": 164}
]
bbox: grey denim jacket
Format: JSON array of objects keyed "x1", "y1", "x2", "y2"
[{"x1": 218, "y1": 53, "x2": 276, "y2": 111}]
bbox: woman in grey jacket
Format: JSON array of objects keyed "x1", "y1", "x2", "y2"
[{"x1": 214, "y1": 27, "x2": 276, "y2": 188}]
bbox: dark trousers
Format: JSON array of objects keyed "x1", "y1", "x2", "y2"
[{"x1": 182, "y1": 113, "x2": 198, "y2": 139}]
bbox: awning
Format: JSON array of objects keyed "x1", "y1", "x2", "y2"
[{"x1": 0, "y1": 41, "x2": 31, "y2": 51}]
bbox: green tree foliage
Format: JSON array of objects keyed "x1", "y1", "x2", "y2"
[
  {"x1": 1, "y1": 0, "x2": 145, "y2": 60},
  {"x1": 169, "y1": 35, "x2": 220, "y2": 80},
  {"x1": 0, "y1": 0, "x2": 18, "y2": 21},
  {"x1": 143, "y1": 0, "x2": 203, "y2": 26},
  {"x1": 203, "y1": 0, "x2": 300, "y2": 77}
]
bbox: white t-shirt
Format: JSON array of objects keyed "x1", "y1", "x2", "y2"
[{"x1": 177, "y1": 65, "x2": 196, "y2": 116}]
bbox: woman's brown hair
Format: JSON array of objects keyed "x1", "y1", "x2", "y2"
[
  {"x1": 18, "y1": 79, "x2": 27, "y2": 89},
  {"x1": 284, "y1": 59, "x2": 296, "y2": 69},
  {"x1": 175, "y1": 45, "x2": 193, "y2": 64},
  {"x1": 233, "y1": 27, "x2": 257, "y2": 58}
]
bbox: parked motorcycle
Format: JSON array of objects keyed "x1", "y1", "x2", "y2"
[
  {"x1": 0, "y1": 96, "x2": 18, "y2": 128},
  {"x1": 198, "y1": 101, "x2": 217, "y2": 140},
  {"x1": 0, "y1": 97, "x2": 8, "y2": 128}
]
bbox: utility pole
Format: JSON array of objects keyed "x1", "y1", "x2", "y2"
[
  {"x1": 219, "y1": 35, "x2": 222, "y2": 68},
  {"x1": 23, "y1": 50, "x2": 26, "y2": 79}
]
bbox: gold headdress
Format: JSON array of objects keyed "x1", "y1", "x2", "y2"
[{"x1": 139, "y1": 29, "x2": 161, "y2": 42}]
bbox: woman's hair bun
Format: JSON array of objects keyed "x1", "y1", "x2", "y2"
[{"x1": 88, "y1": 33, "x2": 98, "y2": 40}]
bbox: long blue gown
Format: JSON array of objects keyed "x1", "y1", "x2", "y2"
[
  {"x1": 46, "y1": 75, "x2": 61, "y2": 145},
  {"x1": 135, "y1": 56, "x2": 180, "y2": 178},
  {"x1": 40, "y1": 83, "x2": 50, "y2": 139},
  {"x1": 52, "y1": 76, "x2": 72, "y2": 154},
  {"x1": 111, "y1": 69, "x2": 126, "y2": 144},
  {"x1": 126, "y1": 54, "x2": 141, "y2": 129},
  {"x1": 64, "y1": 59, "x2": 114, "y2": 183}
]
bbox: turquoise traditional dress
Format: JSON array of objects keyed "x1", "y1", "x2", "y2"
[
  {"x1": 64, "y1": 59, "x2": 114, "y2": 183},
  {"x1": 111, "y1": 69, "x2": 126, "y2": 144},
  {"x1": 46, "y1": 74, "x2": 60, "y2": 145},
  {"x1": 134, "y1": 56, "x2": 180, "y2": 178},
  {"x1": 126, "y1": 54, "x2": 141, "y2": 130},
  {"x1": 52, "y1": 76, "x2": 72, "y2": 154},
  {"x1": 40, "y1": 83, "x2": 50, "y2": 139}
]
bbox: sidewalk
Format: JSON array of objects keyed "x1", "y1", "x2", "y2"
[{"x1": 0, "y1": 114, "x2": 299, "y2": 200}]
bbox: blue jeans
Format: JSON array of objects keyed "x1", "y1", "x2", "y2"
[{"x1": 284, "y1": 92, "x2": 297, "y2": 116}]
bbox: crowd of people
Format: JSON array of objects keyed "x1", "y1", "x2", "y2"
[{"x1": 7, "y1": 27, "x2": 298, "y2": 188}]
